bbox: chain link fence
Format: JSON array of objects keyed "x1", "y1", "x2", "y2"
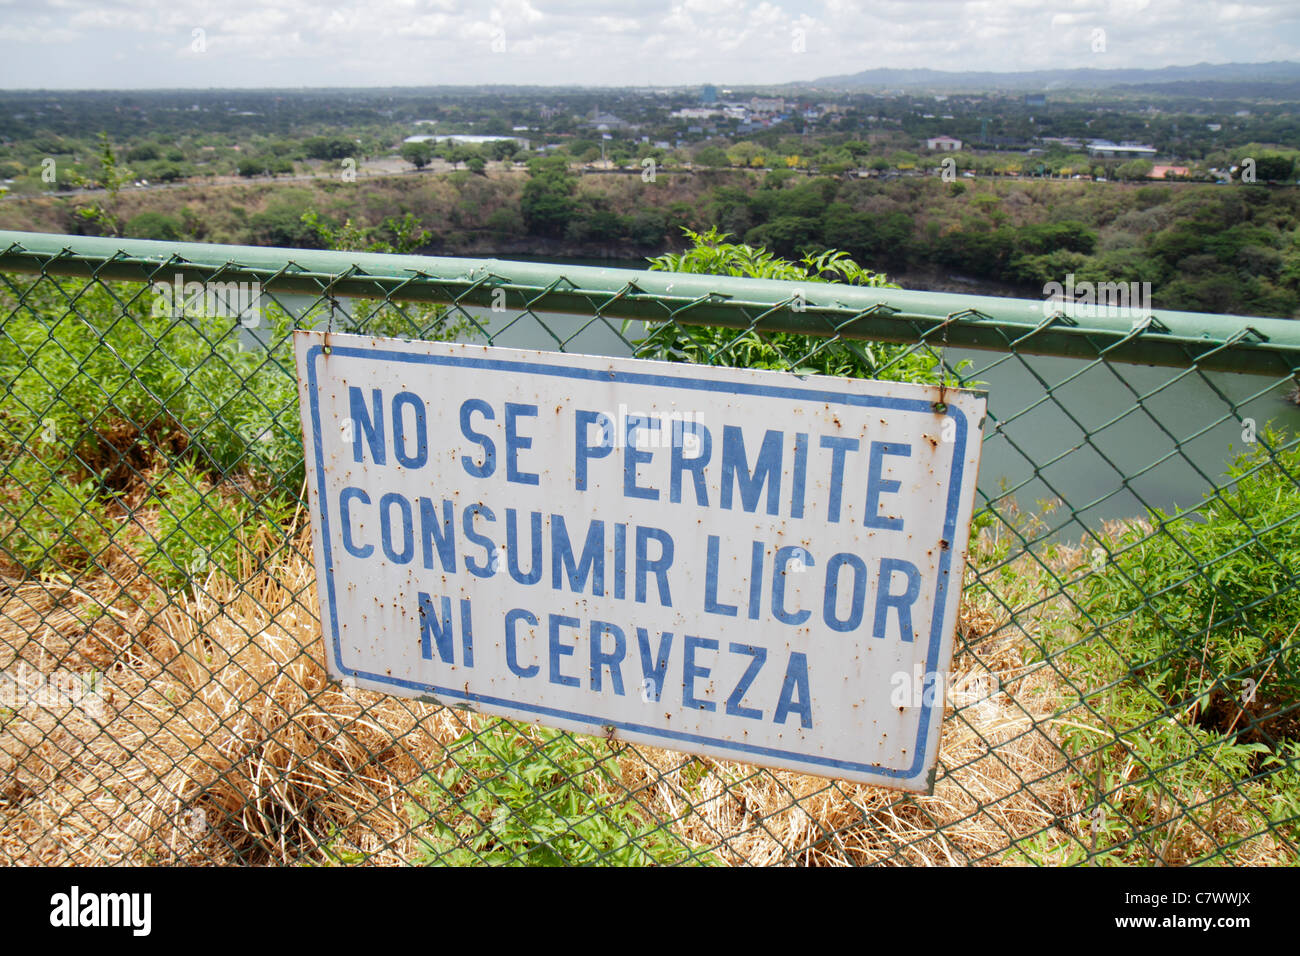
[{"x1": 0, "y1": 230, "x2": 1297, "y2": 866}]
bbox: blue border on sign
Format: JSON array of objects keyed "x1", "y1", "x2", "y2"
[{"x1": 304, "y1": 343, "x2": 970, "y2": 781}]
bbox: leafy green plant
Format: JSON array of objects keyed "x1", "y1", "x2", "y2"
[
  {"x1": 139, "y1": 460, "x2": 292, "y2": 589},
  {"x1": 73, "y1": 132, "x2": 134, "y2": 236},
  {"x1": 634, "y1": 227, "x2": 956, "y2": 385},
  {"x1": 1019, "y1": 429, "x2": 1300, "y2": 863},
  {"x1": 299, "y1": 210, "x2": 475, "y2": 342},
  {"x1": 1079, "y1": 429, "x2": 1300, "y2": 728},
  {"x1": 0, "y1": 282, "x2": 303, "y2": 492},
  {"x1": 0, "y1": 448, "x2": 114, "y2": 571},
  {"x1": 407, "y1": 722, "x2": 713, "y2": 866}
]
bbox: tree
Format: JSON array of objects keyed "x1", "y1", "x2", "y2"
[
  {"x1": 1115, "y1": 159, "x2": 1153, "y2": 181},
  {"x1": 74, "y1": 133, "x2": 134, "y2": 236},
  {"x1": 821, "y1": 204, "x2": 912, "y2": 266},
  {"x1": 154, "y1": 163, "x2": 186, "y2": 183},
  {"x1": 693, "y1": 146, "x2": 730, "y2": 168},
  {"x1": 446, "y1": 145, "x2": 477, "y2": 169},
  {"x1": 1255, "y1": 154, "x2": 1297, "y2": 183},
  {"x1": 124, "y1": 212, "x2": 183, "y2": 241},
  {"x1": 303, "y1": 135, "x2": 357, "y2": 161},
  {"x1": 489, "y1": 139, "x2": 521, "y2": 162},
  {"x1": 841, "y1": 140, "x2": 871, "y2": 162},
  {"x1": 302, "y1": 210, "x2": 431, "y2": 254},
  {"x1": 726, "y1": 141, "x2": 763, "y2": 167},
  {"x1": 627, "y1": 209, "x2": 667, "y2": 247},
  {"x1": 743, "y1": 216, "x2": 822, "y2": 256},
  {"x1": 400, "y1": 141, "x2": 435, "y2": 169},
  {"x1": 126, "y1": 143, "x2": 161, "y2": 162},
  {"x1": 521, "y1": 156, "x2": 577, "y2": 237},
  {"x1": 249, "y1": 198, "x2": 325, "y2": 247},
  {"x1": 566, "y1": 207, "x2": 625, "y2": 243}
]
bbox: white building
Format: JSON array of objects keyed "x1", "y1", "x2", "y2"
[
  {"x1": 1085, "y1": 140, "x2": 1157, "y2": 159},
  {"x1": 926, "y1": 135, "x2": 962, "y2": 152},
  {"x1": 672, "y1": 108, "x2": 723, "y2": 120},
  {"x1": 403, "y1": 134, "x2": 529, "y2": 147},
  {"x1": 749, "y1": 97, "x2": 785, "y2": 115}
]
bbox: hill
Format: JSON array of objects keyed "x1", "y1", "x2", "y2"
[{"x1": 808, "y1": 61, "x2": 1300, "y2": 95}]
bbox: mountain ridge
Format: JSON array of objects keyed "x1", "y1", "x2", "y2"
[{"x1": 803, "y1": 61, "x2": 1300, "y2": 92}]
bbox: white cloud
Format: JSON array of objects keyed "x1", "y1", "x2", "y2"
[{"x1": 0, "y1": 0, "x2": 1297, "y2": 88}]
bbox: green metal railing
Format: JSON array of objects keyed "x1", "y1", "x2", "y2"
[{"x1": 0, "y1": 229, "x2": 1297, "y2": 866}]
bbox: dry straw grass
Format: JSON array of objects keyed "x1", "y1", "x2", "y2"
[{"x1": 0, "y1": 524, "x2": 1284, "y2": 866}]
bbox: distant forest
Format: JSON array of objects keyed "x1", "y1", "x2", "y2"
[
  {"x1": 5, "y1": 161, "x2": 1299, "y2": 318},
  {"x1": 3, "y1": 85, "x2": 1300, "y2": 317}
]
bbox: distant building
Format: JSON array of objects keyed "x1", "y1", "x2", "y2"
[
  {"x1": 700, "y1": 84, "x2": 718, "y2": 104},
  {"x1": 925, "y1": 135, "x2": 962, "y2": 152},
  {"x1": 1085, "y1": 141, "x2": 1156, "y2": 159},
  {"x1": 587, "y1": 108, "x2": 629, "y2": 130},
  {"x1": 404, "y1": 134, "x2": 528, "y2": 147},
  {"x1": 749, "y1": 97, "x2": 785, "y2": 115},
  {"x1": 672, "y1": 107, "x2": 723, "y2": 120},
  {"x1": 1025, "y1": 93, "x2": 1047, "y2": 107}
]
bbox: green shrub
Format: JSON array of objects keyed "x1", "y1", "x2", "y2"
[
  {"x1": 634, "y1": 227, "x2": 953, "y2": 385},
  {"x1": 138, "y1": 460, "x2": 292, "y2": 589},
  {"x1": 1081, "y1": 429, "x2": 1300, "y2": 722},
  {"x1": 0, "y1": 449, "x2": 114, "y2": 571},
  {"x1": 0, "y1": 283, "x2": 303, "y2": 491},
  {"x1": 1019, "y1": 429, "x2": 1300, "y2": 863},
  {"x1": 0, "y1": 281, "x2": 301, "y2": 576},
  {"x1": 0, "y1": 257, "x2": 470, "y2": 580},
  {"x1": 407, "y1": 723, "x2": 713, "y2": 866},
  {"x1": 125, "y1": 211, "x2": 184, "y2": 241}
]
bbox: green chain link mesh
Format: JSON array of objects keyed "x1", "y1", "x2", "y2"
[{"x1": 0, "y1": 235, "x2": 1297, "y2": 866}]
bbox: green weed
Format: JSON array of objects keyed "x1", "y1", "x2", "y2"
[{"x1": 407, "y1": 722, "x2": 714, "y2": 866}]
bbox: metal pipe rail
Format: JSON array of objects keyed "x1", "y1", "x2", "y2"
[{"x1": 2, "y1": 229, "x2": 1298, "y2": 376}]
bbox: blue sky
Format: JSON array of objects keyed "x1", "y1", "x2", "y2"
[{"x1": 1, "y1": 0, "x2": 1298, "y2": 89}]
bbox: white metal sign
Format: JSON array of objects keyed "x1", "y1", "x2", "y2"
[{"x1": 295, "y1": 331, "x2": 986, "y2": 791}]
